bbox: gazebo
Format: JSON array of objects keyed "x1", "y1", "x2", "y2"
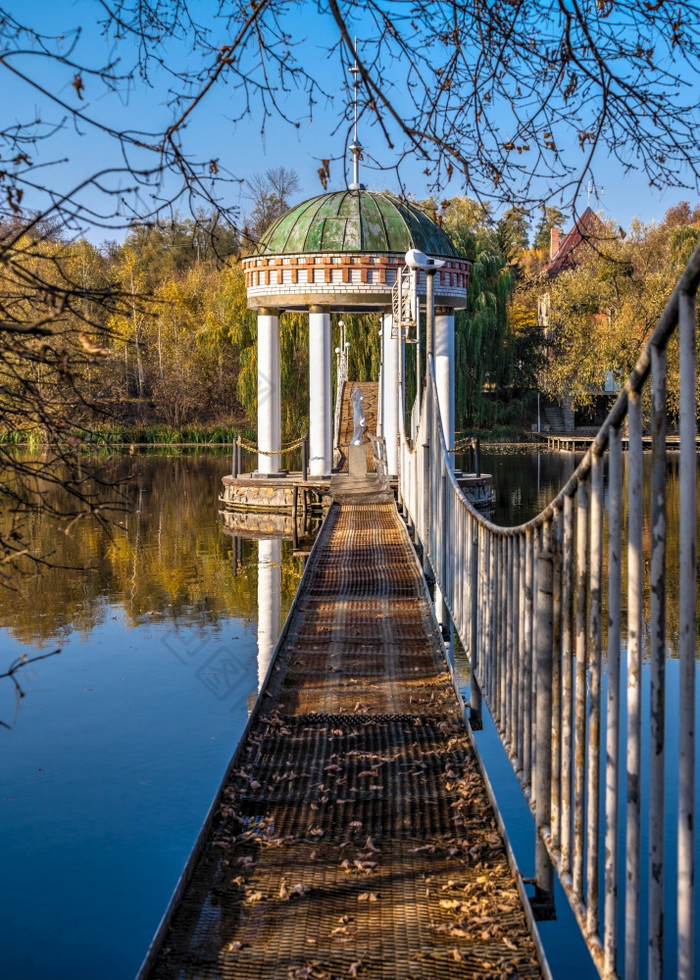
[{"x1": 242, "y1": 182, "x2": 470, "y2": 480}]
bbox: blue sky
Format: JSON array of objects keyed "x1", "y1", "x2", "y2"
[{"x1": 2, "y1": 0, "x2": 698, "y2": 242}]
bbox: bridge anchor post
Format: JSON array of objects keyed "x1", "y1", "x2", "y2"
[
  {"x1": 531, "y1": 544, "x2": 556, "y2": 921},
  {"x1": 470, "y1": 675, "x2": 483, "y2": 731}
]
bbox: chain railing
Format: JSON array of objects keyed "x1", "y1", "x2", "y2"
[
  {"x1": 231, "y1": 433, "x2": 309, "y2": 479},
  {"x1": 398, "y1": 242, "x2": 699, "y2": 980}
]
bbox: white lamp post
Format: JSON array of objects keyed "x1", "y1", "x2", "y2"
[{"x1": 404, "y1": 250, "x2": 453, "y2": 458}]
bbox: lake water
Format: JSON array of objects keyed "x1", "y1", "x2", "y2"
[{"x1": 0, "y1": 447, "x2": 697, "y2": 979}]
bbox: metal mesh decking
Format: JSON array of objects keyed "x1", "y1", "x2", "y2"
[{"x1": 143, "y1": 500, "x2": 543, "y2": 980}]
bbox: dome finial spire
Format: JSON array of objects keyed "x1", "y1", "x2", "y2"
[{"x1": 348, "y1": 38, "x2": 365, "y2": 191}]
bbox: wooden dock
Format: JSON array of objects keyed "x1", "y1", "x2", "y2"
[
  {"x1": 545, "y1": 433, "x2": 688, "y2": 451},
  {"x1": 139, "y1": 486, "x2": 546, "y2": 979}
]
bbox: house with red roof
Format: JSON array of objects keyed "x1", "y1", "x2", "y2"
[{"x1": 537, "y1": 207, "x2": 617, "y2": 432}]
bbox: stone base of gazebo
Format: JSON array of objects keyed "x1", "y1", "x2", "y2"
[
  {"x1": 219, "y1": 473, "x2": 331, "y2": 515},
  {"x1": 219, "y1": 469, "x2": 493, "y2": 517}
]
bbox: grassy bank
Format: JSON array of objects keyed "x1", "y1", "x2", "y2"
[{"x1": 0, "y1": 423, "x2": 255, "y2": 447}]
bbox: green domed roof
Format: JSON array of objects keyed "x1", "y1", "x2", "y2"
[{"x1": 256, "y1": 190, "x2": 458, "y2": 257}]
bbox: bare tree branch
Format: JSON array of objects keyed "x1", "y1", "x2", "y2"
[{"x1": 0, "y1": 649, "x2": 61, "y2": 729}]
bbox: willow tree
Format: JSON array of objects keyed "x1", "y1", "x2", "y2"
[
  {"x1": 433, "y1": 197, "x2": 519, "y2": 430},
  {"x1": 455, "y1": 244, "x2": 515, "y2": 429}
]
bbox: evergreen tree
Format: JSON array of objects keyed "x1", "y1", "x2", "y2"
[{"x1": 532, "y1": 206, "x2": 568, "y2": 253}]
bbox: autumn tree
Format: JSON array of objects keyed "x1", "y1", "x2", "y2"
[
  {"x1": 535, "y1": 206, "x2": 700, "y2": 413},
  {"x1": 106, "y1": 215, "x2": 244, "y2": 425}
]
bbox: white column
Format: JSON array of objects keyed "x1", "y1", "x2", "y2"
[
  {"x1": 309, "y1": 306, "x2": 332, "y2": 477},
  {"x1": 257, "y1": 537, "x2": 281, "y2": 690},
  {"x1": 381, "y1": 312, "x2": 399, "y2": 476},
  {"x1": 257, "y1": 308, "x2": 281, "y2": 475},
  {"x1": 435, "y1": 309, "x2": 455, "y2": 459}
]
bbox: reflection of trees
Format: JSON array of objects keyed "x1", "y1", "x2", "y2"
[
  {"x1": 595, "y1": 455, "x2": 699, "y2": 657},
  {"x1": 479, "y1": 449, "x2": 699, "y2": 656},
  {"x1": 0, "y1": 452, "x2": 304, "y2": 645}
]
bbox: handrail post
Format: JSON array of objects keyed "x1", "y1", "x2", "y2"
[
  {"x1": 232, "y1": 436, "x2": 239, "y2": 478},
  {"x1": 533, "y1": 544, "x2": 555, "y2": 919},
  {"x1": 301, "y1": 436, "x2": 308, "y2": 482},
  {"x1": 677, "y1": 287, "x2": 696, "y2": 980},
  {"x1": 469, "y1": 519, "x2": 482, "y2": 730},
  {"x1": 626, "y1": 390, "x2": 643, "y2": 980}
]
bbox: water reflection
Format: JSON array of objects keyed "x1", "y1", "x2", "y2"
[
  {"x1": 257, "y1": 538, "x2": 282, "y2": 690},
  {"x1": 0, "y1": 452, "x2": 313, "y2": 646},
  {"x1": 455, "y1": 445, "x2": 580, "y2": 526},
  {"x1": 0, "y1": 451, "x2": 307, "y2": 980},
  {"x1": 458, "y1": 445, "x2": 700, "y2": 654},
  {"x1": 219, "y1": 507, "x2": 321, "y2": 692}
]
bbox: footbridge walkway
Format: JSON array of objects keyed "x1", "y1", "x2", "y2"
[{"x1": 140, "y1": 484, "x2": 546, "y2": 979}]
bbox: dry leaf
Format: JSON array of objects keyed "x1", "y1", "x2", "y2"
[{"x1": 353, "y1": 860, "x2": 377, "y2": 873}]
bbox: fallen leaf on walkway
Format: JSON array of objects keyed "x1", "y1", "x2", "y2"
[{"x1": 354, "y1": 859, "x2": 377, "y2": 873}]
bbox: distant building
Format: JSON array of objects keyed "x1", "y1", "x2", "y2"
[{"x1": 544, "y1": 206, "x2": 606, "y2": 278}]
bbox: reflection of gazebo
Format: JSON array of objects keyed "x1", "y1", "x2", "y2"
[{"x1": 242, "y1": 185, "x2": 470, "y2": 479}]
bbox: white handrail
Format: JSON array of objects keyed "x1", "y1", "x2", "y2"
[{"x1": 398, "y1": 240, "x2": 700, "y2": 980}]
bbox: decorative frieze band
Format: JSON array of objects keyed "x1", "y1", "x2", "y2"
[{"x1": 243, "y1": 252, "x2": 470, "y2": 292}]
